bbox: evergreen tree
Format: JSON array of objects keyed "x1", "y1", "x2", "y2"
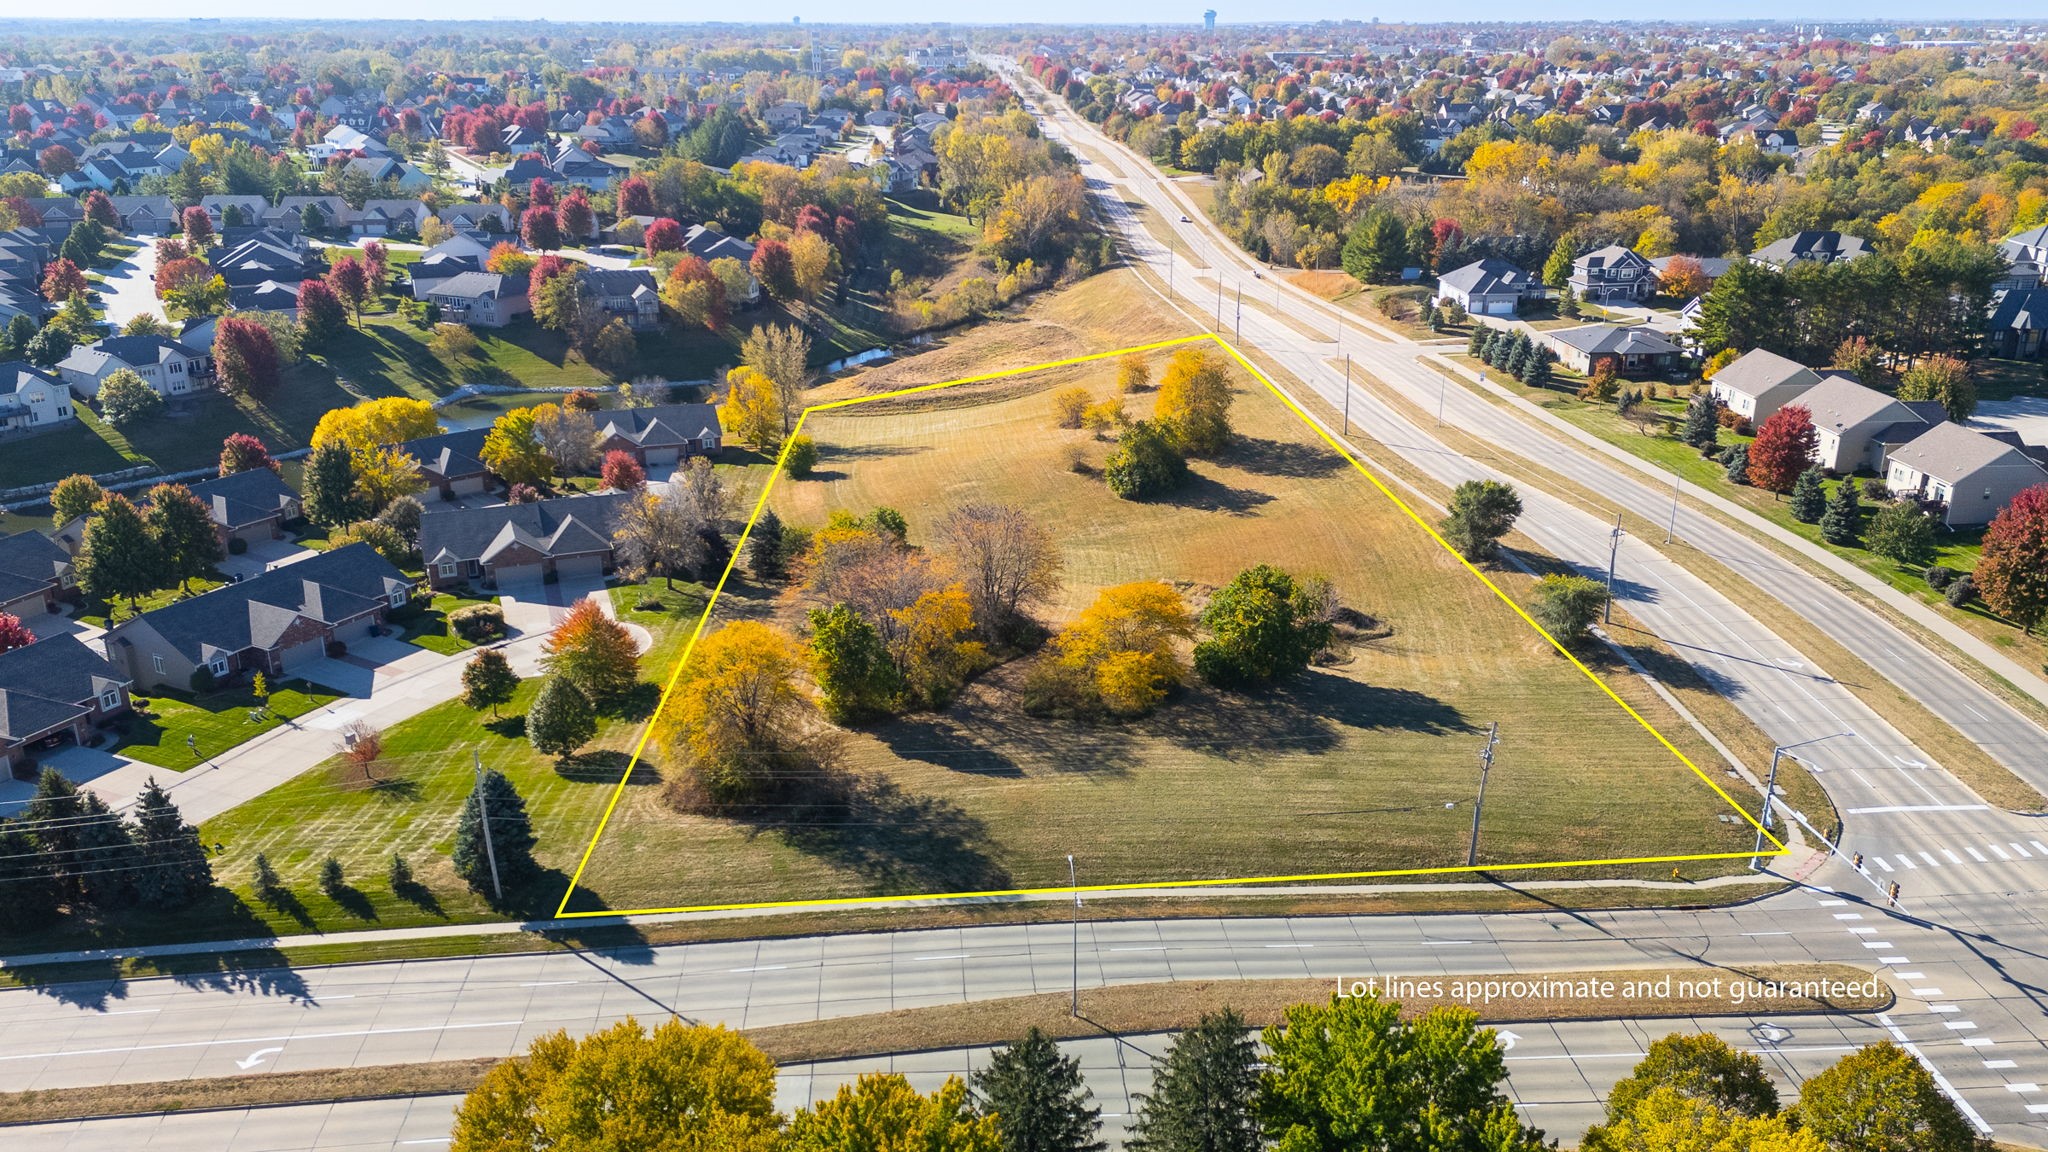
[
  {"x1": 1420, "y1": 300, "x2": 1440, "y2": 331},
  {"x1": 130, "y1": 778, "x2": 213, "y2": 909},
  {"x1": 0, "y1": 820, "x2": 61, "y2": 932},
  {"x1": 1559, "y1": 283, "x2": 1581, "y2": 318},
  {"x1": 77, "y1": 493, "x2": 163, "y2": 610},
  {"x1": 1441, "y1": 479, "x2": 1524, "y2": 562},
  {"x1": 1820, "y1": 477, "x2": 1862, "y2": 546},
  {"x1": 1682, "y1": 395, "x2": 1721, "y2": 454},
  {"x1": 68, "y1": 789, "x2": 140, "y2": 910},
  {"x1": 749, "y1": 508, "x2": 787, "y2": 580},
  {"x1": 1525, "y1": 352, "x2": 1552, "y2": 389},
  {"x1": 1466, "y1": 327, "x2": 1487, "y2": 357},
  {"x1": 1721, "y1": 443, "x2": 1750, "y2": 485},
  {"x1": 1128, "y1": 1009, "x2": 1262, "y2": 1152},
  {"x1": 301, "y1": 441, "x2": 367, "y2": 528},
  {"x1": 973, "y1": 1028, "x2": 1105, "y2": 1152},
  {"x1": 527, "y1": 675, "x2": 596, "y2": 759},
  {"x1": 453, "y1": 767, "x2": 538, "y2": 896},
  {"x1": 1789, "y1": 468, "x2": 1828, "y2": 524}
]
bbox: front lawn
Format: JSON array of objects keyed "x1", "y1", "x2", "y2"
[
  {"x1": 396, "y1": 591, "x2": 498, "y2": 656},
  {"x1": 116, "y1": 680, "x2": 343, "y2": 771}
]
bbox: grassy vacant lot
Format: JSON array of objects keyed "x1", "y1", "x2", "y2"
[{"x1": 570, "y1": 307, "x2": 1765, "y2": 916}]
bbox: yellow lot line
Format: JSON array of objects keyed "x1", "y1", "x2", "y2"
[{"x1": 554, "y1": 332, "x2": 1785, "y2": 918}]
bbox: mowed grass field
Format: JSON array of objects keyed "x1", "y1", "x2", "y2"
[{"x1": 569, "y1": 336, "x2": 1763, "y2": 914}]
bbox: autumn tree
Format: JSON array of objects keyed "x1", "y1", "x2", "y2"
[
  {"x1": 615, "y1": 175, "x2": 655, "y2": 218},
  {"x1": 1656, "y1": 254, "x2": 1710, "y2": 301},
  {"x1": 612, "y1": 488, "x2": 711, "y2": 588},
  {"x1": 0, "y1": 612, "x2": 35, "y2": 653},
  {"x1": 297, "y1": 277, "x2": 347, "y2": 348},
  {"x1": 180, "y1": 204, "x2": 213, "y2": 247},
  {"x1": 311, "y1": 397, "x2": 436, "y2": 510},
  {"x1": 1974, "y1": 484, "x2": 2048, "y2": 634},
  {"x1": 77, "y1": 493, "x2": 164, "y2": 610},
  {"x1": 1529, "y1": 573, "x2": 1608, "y2": 645},
  {"x1": 1833, "y1": 335, "x2": 1888, "y2": 387},
  {"x1": 1028, "y1": 581, "x2": 1196, "y2": 717},
  {"x1": 721, "y1": 366, "x2": 784, "y2": 449},
  {"x1": 449, "y1": 1020, "x2": 779, "y2": 1152},
  {"x1": 40, "y1": 257, "x2": 86, "y2": 301},
  {"x1": 653, "y1": 620, "x2": 816, "y2": 803},
  {"x1": 96, "y1": 368, "x2": 164, "y2": 428},
  {"x1": 213, "y1": 315, "x2": 282, "y2": 397},
  {"x1": 219, "y1": 432, "x2": 277, "y2": 476},
  {"x1": 935, "y1": 503, "x2": 1064, "y2": 641},
  {"x1": 1746, "y1": 403, "x2": 1817, "y2": 493},
  {"x1": 1053, "y1": 387, "x2": 1090, "y2": 429},
  {"x1": 555, "y1": 190, "x2": 595, "y2": 243},
  {"x1": 51, "y1": 474, "x2": 104, "y2": 523},
  {"x1": 1117, "y1": 353, "x2": 1152, "y2": 393},
  {"x1": 661, "y1": 254, "x2": 728, "y2": 330},
  {"x1": 540, "y1": 599, "x2": 641, "y2": 707},
  {"x1": 1792, "y1": 1042, "x2": 1986, "y2": 1152},
  {"x1": 519, "y1": 204, "x2": 561, "y2": 251},
  {"x1": 336, "y1": 718, "x2": 385, "y2": 784},
  {"x1": 461, "y1": 649, "x2": 519, "y2": 719},
  {"x1": 144, "y1": 482, "x2": 225, "y2": 592},
  {"x1": 751, "y1": 237, "x2": 798, "y2": 301},
  {"x1": 740, "y1": 322, "x2": 812, "y2": 434},
  {"x1": 531, "y1": 403, "x2": 599, "y2": 476},
  {"x1": 82, "y1": 189, "x2": 119, "y2": 229},
  {"x1": 1153, "y1": 347, "x2": 1234, "y2": 456},
  {"x1": 1104, "y1": 420, "x2": 1188, "y2": 500},
  {"x1": 1441, "y1": 479, "x2": 1523, "y2": 562},
  {"x1": 588, "y1": 318, "x2": 637, "y2": 374},
  {"x1": 1583, "y1": 1032, "x2": 1778, "y2": 1152},
  {"x1": 601, "y1": 450, "x2": 646, "y2": 493},
  {"x1": 326, "y1": 255, "x2": 372, "y2": 326},
  {"x1": 788, "y1": 1073, "x2": 1001, "y2": 1152},
  {"x1": 1898, "y1": 355, "x2": 1977, "y2": 423},
  {"x1": 643, "y1": 216, "x2": 684, "y2": 256},
  {"x1": 481, "y1": 406, "x2": 555, "y2": 489}
]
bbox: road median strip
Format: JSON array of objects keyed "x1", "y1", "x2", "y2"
[{"x1": 0, "y1": 963, "x2": 1884, "y2": 1126}]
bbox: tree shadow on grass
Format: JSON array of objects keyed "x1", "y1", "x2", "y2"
[
  {"x1": 484, "y1": 714, "x2": 527, "y2": 740},
  {"x1": 603, "y1": 682, "x2": 663, "y2": 723},
  {"x1": 1157, "y1": 471, "x2": 1276, "y2": 516},
  {"x1": 323, "y1": 881, "x2": 379, "y2": 922},
  {"x1": 392, "y1": 875, "x2": 446, "y2": 919},
  {"x1": 260, "y1": 885, "x2": 316, "y2": 931},
  {"x1": 1153, "y1": 670, "x2": 1470, "y2": 754},
  {"x1": 555, "y1": 750, "x2": 655, "y2": 786},
  {"x1": 1224, "y1": 435, "x2": 1348, "y2": 479},
  {"x1": 764, "y1": 768, "x2": 1011, "y2": 894}
]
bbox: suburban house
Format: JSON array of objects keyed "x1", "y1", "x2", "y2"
[
  {"x1": 178, "y1": 468, "x2": 303, "y2": 547},
  {"x1": 55, "y1": 335, "x2": 214, "y2": 401},
  {"x1": 593, "y1": 403, "x2": 723, "y2": 466},
  {"x1": 0, "y1": 635, "x2": 132, "y2": 774},
  {"x1": 1794, "y1": 373, "x2": 1935, "y2": 474},
  {"x1": 1544, "y1": 325, "x2": 1682, "y2": 377},
  {"x1": 398, "y1": 427, "x2": 493, "y2": 499},
  {"x1": 427, "y1": 271, "x2": 530, "y2": 328},
  {"x1": 104, "y1": 544, "x2": 415, "y2": 690},
  {"x1": 1987, "y1": 287, "x2": 2046, "y2": 361},
  {"x1": 1709, "y1": 348, "x2": 1822, "y2": 422},
  {"x1": 1885, "y1": 423, "x2": 2048, "y2": 528},
  {"x1": 226, "y1": 280, "x2": 303, "y2": 318},
  {"x1": 1567, "y1": 245, "x2": 1657, "y2": 304},
  {"x1": 418, "y1": 492, "x2": 632, "y2": 591},
  {"x1": 0, "y1": 361, "x2": 75, "y2": 435},
  {"x1": 579, "y1": 268, "x2": 662, "y2": 330},
  {"x1": 107, "y1": 194, "x2": 178, "y2": 233},
  {"x1": 1435, "y1": 258, "x2": 1537, "y2": 317},
  {"x1": 1748, "y1": 230, "x2": 1871, "y2": 269},
  {"x1": 0, "y1": 529, "x2": 73, "y2": 618}
]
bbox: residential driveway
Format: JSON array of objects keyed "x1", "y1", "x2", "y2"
[
  {"x1": 499, "y1": 577, "x2": 653, "y2": 653},
  {"x1": 0, "y1": 744, "x2": 145, "y2": 815},
  {"x1": 291, "y1": 635, "x2": 446, "y2": 699},
  {"x1": 1971, "y1": 395, "x2": 2048, "y2": 449},
  {"x1": 15, "y1": 604, "x2": 103, "y2": 647},
  {"x1": 217, "y1": 537, "x2": 317, "y2": 583},
  {"x1": 93, "y1": 236, "x2": 163, "y2": 329}
]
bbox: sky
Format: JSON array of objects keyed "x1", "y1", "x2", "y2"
[{"x1": 28, "y1": 4, "x2": 2048, "y2": 25}]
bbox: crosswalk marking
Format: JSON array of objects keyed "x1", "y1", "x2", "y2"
[
  {"x1": 2012, "y1": 843, "x2": 2032, "y2": 858},
  {"x1": 1911, "y1": 988, "x2": 1945, "y2": 997},
  {"x1": 1961, "y1": 1037, "x2": 1994, "y2": 1048},
  {"x1": 2031, "y1": 841, "x2": 2048, "y2": 855},
  {"x1": 1944, "y1": 849, "x2": 1966, "y2": 864},
  {"x1": 1988, "y1": 844, "x2": 2011, "y2": 861},
  {"x1": 1921, "y1": 852, "x2": 1943, "y2": 867},
  {"x1": 1872, "y1": 856, "x2": 1894, "y2": 872},
  {"x1": 1986, "y1": 1060, "x2": 2018, "y2": 1069},
  {"x1": 1930, "y1": 1005, "x2": 1961, "y2": 1014},
  {"x1": 1964, "y1": 847, "x2": 1988, "y2": 862},
  {"x1": 1895, "y1": 855, "x2": 1915, "y2": 869},
  {"x1": 1834, "y1": 913, "x2": 1864, "y2": 920}
]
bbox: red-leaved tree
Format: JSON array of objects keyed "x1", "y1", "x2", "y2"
[
  {"x1": 556, "y1": 191, "x2": 595, "y2": 244},
  {"x1": 219, "y1": 432, "x2": 278, "y2": 476},
  {"x1": 1974, "y1": 484, "x2": 2048, "y2": 634},
  {"x1": 297, "y1": 277, "x2": 347, "y2": 346},
  {"x1": 214, "y1": 315, "x2": 282, "y2": 398},
  {"x1": 643, "y1": 217, "x2": 683, "y2": 257},
  {"x1": 751, "y1": 238, "x2": 797, "y2": 302},
  {"x1": 181, "y1": 204, "x2": 214, "y2": 247},
  {"x1": 82, "y1": 189, "x2": 120, "y2": 229},
  {"x1": 520, "y1": 205, "x2": 561, "y2": 251},
  {"x1": 1746, "y1": 403, "x2": 1817, "y2": 493},
  {"x1": 326, "y1": 255, "x2": 372, "y2": 326},
  {"x1": 0, "y1": 612, "x2": 35, "y2": 654},
  {"x1": 615, "y1": 175, "x2": 654, "y2": 218},
  {"x1": 528, "y1": 178, "x2": 556, "y2": 209},
  {"x1": 601, "y1": 450, "x2": 646, "y2": 493},
  {"x1": 41, "y1": 257, "x2": 87, "y2": 301}
]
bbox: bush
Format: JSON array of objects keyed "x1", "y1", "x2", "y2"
[
  {"x1": 1946, "y1": 575, "x2": 1976, "y2": 608},
  {"x1": 189, "y1": 666, "x2": 216, "y2": 693},
  {"x1": 783, "y1": 434, "x2": 818, "y2": 477},
  {"x1": 1103, "y1": 419, "x2": 1188, "y2": 500},
  {"x1": 448, "y1": 602, "x2": 507, "y2": 642},
  {"x1": 1052, "y1": 387, "x2": 1090, "y2": 429},
  {"x1": 1923, "y1": 564, "x2": 1957, "y2": 590}
]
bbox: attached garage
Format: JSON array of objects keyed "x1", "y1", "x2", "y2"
[
  {"x1": 279, "y1": 637, "x2": 327, "y2": 673},
  {"x1": 554, "y1": 554, "x2": 605, "y2": 581},
  {"x1": 642, "y1": 446, "x2": 680, "y2": 465},
  {"x1": 332, "y1": 616, "x2": 375, "y2": 645},
  {"x1": 492, "y1": 562, "x2": 544, "y2": 590}
]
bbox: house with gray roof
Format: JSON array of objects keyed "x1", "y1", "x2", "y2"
[
  {"x1": 55, "y1": 334, "x2": 213, "y2": 401},
  {"x1": 1709, "y1": 348, "x2": 1821, "y2": 423},
  {"x1": 1795, "y1": 373, "x2": 1932, "y2": 474},
  {"x1": 1542, "y1": 325, "x2": 1682, "y2": 377},
  {"x1": 1884, "y1": 422, "x2": 2048, "y2": 529},
  {"x1": 418, "y1": 492, "x2": 632, "y2": 591},
  {"x1": 578, "y1": 268, "x2": 661, "y2": 330},
  {"x1": 399, "y1": 427, "x2": 493, "y2": 499},
  {"x1": 104, "y1": 543, "x2": 414, "y2": 690},
  {"x1": 176, "y1": 468, "x2": 303, "y2": 547},
  {"x1": 0, "y1": 529, "x2": 73, "y2": 619},
  {"x1": 427, "y1": 271, "x2": 529, "y2": 328},
  {"x1": 0, "y1": 361, "x2": 76, "y2": 436},
  {"x1": 1987, "y1": 287, "x2": 2047, "y2": 361},
  {"x1": 0, "y1": 635, "x2": 132, "y2": 774},
  {"x1": 1434, "y1": 258, "x2": 1536, "y2": 317},
  {"x1": 593, "y1": 403, "x2": 722, "y2": 467},
  {"x1": 1748, "y1": 230, "x2": 1870, "y2": 270},
  {"x1": 1567, "y1": 245, "x2": 1656, "y2": 304}
]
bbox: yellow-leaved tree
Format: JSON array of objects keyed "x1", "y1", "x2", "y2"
[
  {"x1": 479, "y1": 406, "x2": 555, "y2": 489},
  {"x1": 310, "y1": 396, "x2": 437, "y2": 509},
  {"x1": 784, "y1": 1074, "x2": 1001, "y2": 1152},
  {"x1": 654, "y1": 620, "x2": 815, "y2": 804},
  {"x1": 1033, "y1": 581, "x2": 1196, "y2": 716},
  {"x1": 1153, "y1": 347, "x2": 1234, "y2": 456},
  {"x1": 721, "y1": 366, "x2": 785, "y2": 449}
]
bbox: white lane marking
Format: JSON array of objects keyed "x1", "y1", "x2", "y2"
[
  {"x1": 400, "y1": 1141, "x2": 452, "y2": 1147},
  {"x1": 1109, "y1": 946, "x2": 1173, "y2": 952},
  {"x1": 2029, "y1": 1105, "x2": 2048, "y2": 1115},
  {"x1": 2006, "y1": 1083, "x2": 2040, "y2": 1093},
  {"x1": 1741, "y1": 931, "x2": 1790, "y2": 937},
  {"x1": 1930, "y1": 1005, "x2": 1961, "y2": 1014},
  {"x1": 729, "y1": 965, "x2": 788, "y2": 973},
  {"x1": 1961, "y1": 1038, "x2": 1995, "y2": 1048},
  {"x1": 1263, "y1": 943, "x2": 1314, "y2": 949},
  {"x1": 1848, "y1": 927, "x2": 1878, "y2": 935},
  {"x1": 0, "y1": 1019, "x2": 524, "y2": 1063},
  {"x1": 1872, "y1": 857, "x2": 1894, "y2": 872},
  {"x1": 1988, "y1": 844, "x2": 2011, "y2": 861},
  {"x1": 1895, "y1": 855, "x2": 1916, "y2": 870},
  {"x1": 1879, "y1": 957, "x2": 1912, "y2": 965},
  {"x1": 1818, "y1": 899, "x2": 1847, "y2": 906},
  {"x1": 1834, "y1": 913, "x2": 1865, "y2": 920},
  {"x1": 520, "y1": 981, "x2": 579, "y2": 988},
  {"x1": 1986, "y1": 1060, "x2": 2019, "y2": 1069},
  {"x1": 1845, "y1": 804, "x2": 1990, "y2": 814},
  {"x1": 911, "y1": 954, "x2": 971, "y2": 962},
  {"x1": 1863, "y1": 942, "x2": 1895, "y2": 950},
  {"x1": 1896, "y1": 972, "x2": 1926, "y2": 980},
  {"x1": 1943, "y1": 850, "x2": 1966, "y2": 864},
  {"x1": 1920, "y1": 852, "x2": 1943, "y2": 867},
  {"x1": 1945, "y1": 1021, "x2": 1979, "y2": 1031},
  {"x1": 1911, "y1": 988, "x2": 1945, "y2": 997}
]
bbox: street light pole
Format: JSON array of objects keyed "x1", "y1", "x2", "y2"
[
  {"x1": 1235, "y1": 286, "x2": 1242, "y2": 341},
  {"x1": 1343, "y1": 354, "x2": 1351, "y2": 435},
  {"x1": 1750, "y1": 732, "x2": 1853, "y2": 870},
  {"x1": 1667, "y1": 474, "x2": 1681, "y2": 544},
  {"x1": 1467, "y1": 722, "x2": 1499, "y2": 867},
  {"x1": 1437, "y1": 371, "x2": 1447, "y2": 427},
  {"x1": 1067, "y1": 854, "x2": 1080, "y2": 1017},
  {"x1": 1604, "y1": 513, "x2": 1624, "y2": 624}
]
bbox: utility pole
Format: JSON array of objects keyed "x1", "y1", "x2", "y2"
[
  {"x1": 1466, "y1": 722, "x2": 1499, "y2": 867},
  {"x1": 1342, "y1": 353, "x2": 1351, "y2": 435},
  {"x1": 1067, "y1": 854, "x2": 1081, "y2": 1017},
  {"x1": 1215, "y1": 276, "x2": 1223, "y2": 330},
  {"x1": 1437, "y1": 370, "x2": 1447, "y2": 427},
  {"x1": 1667, "y1": 474, "x2": 1681, "y2": 544},
  {"x1": 474, "y1": 749, "x2": 503, "y2": 901},
  {"x1": 1604, "y1": 513, "x2": 1624, "y2": 624},
  {"x1": 1166, "y1": 242, "x2": 1173, "y2": 299},
  {"x1": 1234, "y1": 285, "x2": 1242, "y2": 340}
]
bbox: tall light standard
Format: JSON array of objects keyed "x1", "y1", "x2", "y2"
[
  {"x1": 1751, "y1": 732, "x2": 1854, "y2": 870},
  {"x1": 1067, "y1": 854, "x2": 1081, "y2": 1017},
  {"x1": 1603, "y1": 514, "x2": 1624, "y2": 624}
]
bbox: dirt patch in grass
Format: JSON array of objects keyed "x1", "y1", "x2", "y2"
[{"x1": 0, "y1": 962, "x2": 1879, "y2": 1126}]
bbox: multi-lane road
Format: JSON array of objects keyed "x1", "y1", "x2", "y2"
[{"x1": 10, "y1": 77, "x2": 2048, "y2": 1150}]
